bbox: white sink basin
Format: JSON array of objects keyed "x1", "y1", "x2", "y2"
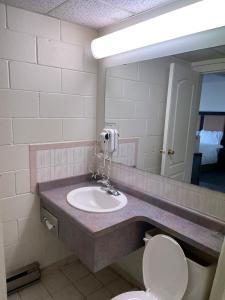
[{"x1": 67, "y1": 186, "x2": 127, "y2": 213}]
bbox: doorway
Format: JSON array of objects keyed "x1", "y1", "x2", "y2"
[{"x1": 191, "y1": 73, "x2": 225, "y2": 193}]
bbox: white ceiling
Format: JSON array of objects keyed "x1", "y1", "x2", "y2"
[
  {"x1": 0, "y1": 0, "x2": 179, "y2": 29},
  {"x1": 175, "y1": 45, "x2": 225, "y2": 62}
]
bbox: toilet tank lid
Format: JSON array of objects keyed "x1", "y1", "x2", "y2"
[{"x1": 143, "y1": 234, "x2": 188, "y2": 300}]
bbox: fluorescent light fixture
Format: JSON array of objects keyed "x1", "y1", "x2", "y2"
[{"x1": 91, "y1": 0, "x2": 225, "y2": 59}]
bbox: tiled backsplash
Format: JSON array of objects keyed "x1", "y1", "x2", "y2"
[
  {"x1": 110, "y1": 162, "x2": 225, "y2": 222},
  {"x1": 30, "y1": 141, "x2": 96, "y2": 192},
  {"x1": 30, "y1": 139, "x2": 225, "y2": 222},
  {"x1": 30, "y1": 138, "x2": 139, "y2": 192},
  {"x1": 112, "y1": 138, "x2": 138, "y2": 167}
]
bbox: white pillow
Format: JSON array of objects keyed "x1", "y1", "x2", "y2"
[{"x1": 199, "y1": 130, "x2": 223, "y2": 145}]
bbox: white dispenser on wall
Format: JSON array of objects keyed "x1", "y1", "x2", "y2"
[{"x1": 100, "y1": 128, "x2": 119, "y2": 154}]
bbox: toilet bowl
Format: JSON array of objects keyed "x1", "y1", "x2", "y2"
[{"x1": 112, "y1": 234, "x2": 188, "y2": 300}]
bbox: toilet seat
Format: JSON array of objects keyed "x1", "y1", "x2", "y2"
[
  {"x1": 112, "y1": 234, "x2": 188, "y2": 300},
  {"x1": 112, "y1": 291, "x2": 156, "y2": 300}
]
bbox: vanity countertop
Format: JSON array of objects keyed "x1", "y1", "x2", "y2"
[{"x1": 38, "y1": 175, "x2": 225, "y2": 260}]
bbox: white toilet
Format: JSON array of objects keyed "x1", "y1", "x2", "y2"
[{"x1": 112, "y1": 234, "x2": 188, "y2": 300}]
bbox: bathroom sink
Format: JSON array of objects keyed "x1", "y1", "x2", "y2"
[{"x1": 67, "y1": 186, "x2": 127, "y2": 213}]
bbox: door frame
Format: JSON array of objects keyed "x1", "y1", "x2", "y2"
[
  {"x1": 175, "y1": 58, "x2": 225, "y2": 183},
  {"x1": 192, "y1": 58, "x2": 225, "y2": 74}
]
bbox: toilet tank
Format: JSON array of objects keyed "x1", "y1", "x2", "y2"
[
  {"x1": 183, "y1": 258, "x2": 216, "y2": 300},
  {"x1": 112, "y1": 229, "x2": 217, "y2": 300}
]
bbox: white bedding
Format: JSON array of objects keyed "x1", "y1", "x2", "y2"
[
  {"x1": 199, "y1": 143, "x2": 222, "y2": 165},
  {"x1": 199, "y1": 130, "x2": 223, "y2": 165}
]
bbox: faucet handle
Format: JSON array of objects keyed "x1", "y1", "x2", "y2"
[
  {"x1": 97, "y1": 179, "x2": 110, "y2": 187},
  {"x1": 89, "y1": 168, "x2": 98, "y2": 179}
]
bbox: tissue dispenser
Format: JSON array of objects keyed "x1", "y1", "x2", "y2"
[{"x1": 40, "y1": 207, "x2": 58, "y2": 237}]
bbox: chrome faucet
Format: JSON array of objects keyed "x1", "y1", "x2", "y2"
[{"x1": 97, "y1": 179, "x2": 120, "y2": 196}]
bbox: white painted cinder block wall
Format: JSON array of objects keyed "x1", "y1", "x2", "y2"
[
  {"x1": 105, "y1": 59, "x2": 171, "y2": 174},
  {"x1": 0, "y1": 3, "x2": 97, "y2": 274},
  {"x1": 0, "y1": 221, "x2": 7, "y2": 300}
]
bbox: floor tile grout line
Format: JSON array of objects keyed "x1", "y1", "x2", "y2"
[{"x1": 9, "y1": 260, "x2": 137, "y2": 300}]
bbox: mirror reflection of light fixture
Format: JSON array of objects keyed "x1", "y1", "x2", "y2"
[{"x1": 91, "y1": 0, "x2": 225, "y2": 59}]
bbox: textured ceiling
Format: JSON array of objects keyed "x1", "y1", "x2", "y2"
[
  {"x1": 0, "y1": 0, "x2": 66, "y2": 14},
  {"x1": 48, "y1": 0, "x2": 132, "y2": 29},
  {"x1": 0, "y1": 0, "x2": 179, "y2": 29}
]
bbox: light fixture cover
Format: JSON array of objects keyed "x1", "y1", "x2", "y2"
[{"x1": 91, "y1": 0, "x2": 225, "y2": 59}]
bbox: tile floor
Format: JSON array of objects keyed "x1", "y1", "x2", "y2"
[{"x1": 7, "y1": 259, "x2": 137, "y2": 300}]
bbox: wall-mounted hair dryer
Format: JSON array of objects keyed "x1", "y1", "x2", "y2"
[{"x1": 100, "y1": 128, "x2": 119, "y2": 154}]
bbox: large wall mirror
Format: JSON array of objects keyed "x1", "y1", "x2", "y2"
[{"x1": 104, "y1": 46, "x2": 225, "y2": 193}]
